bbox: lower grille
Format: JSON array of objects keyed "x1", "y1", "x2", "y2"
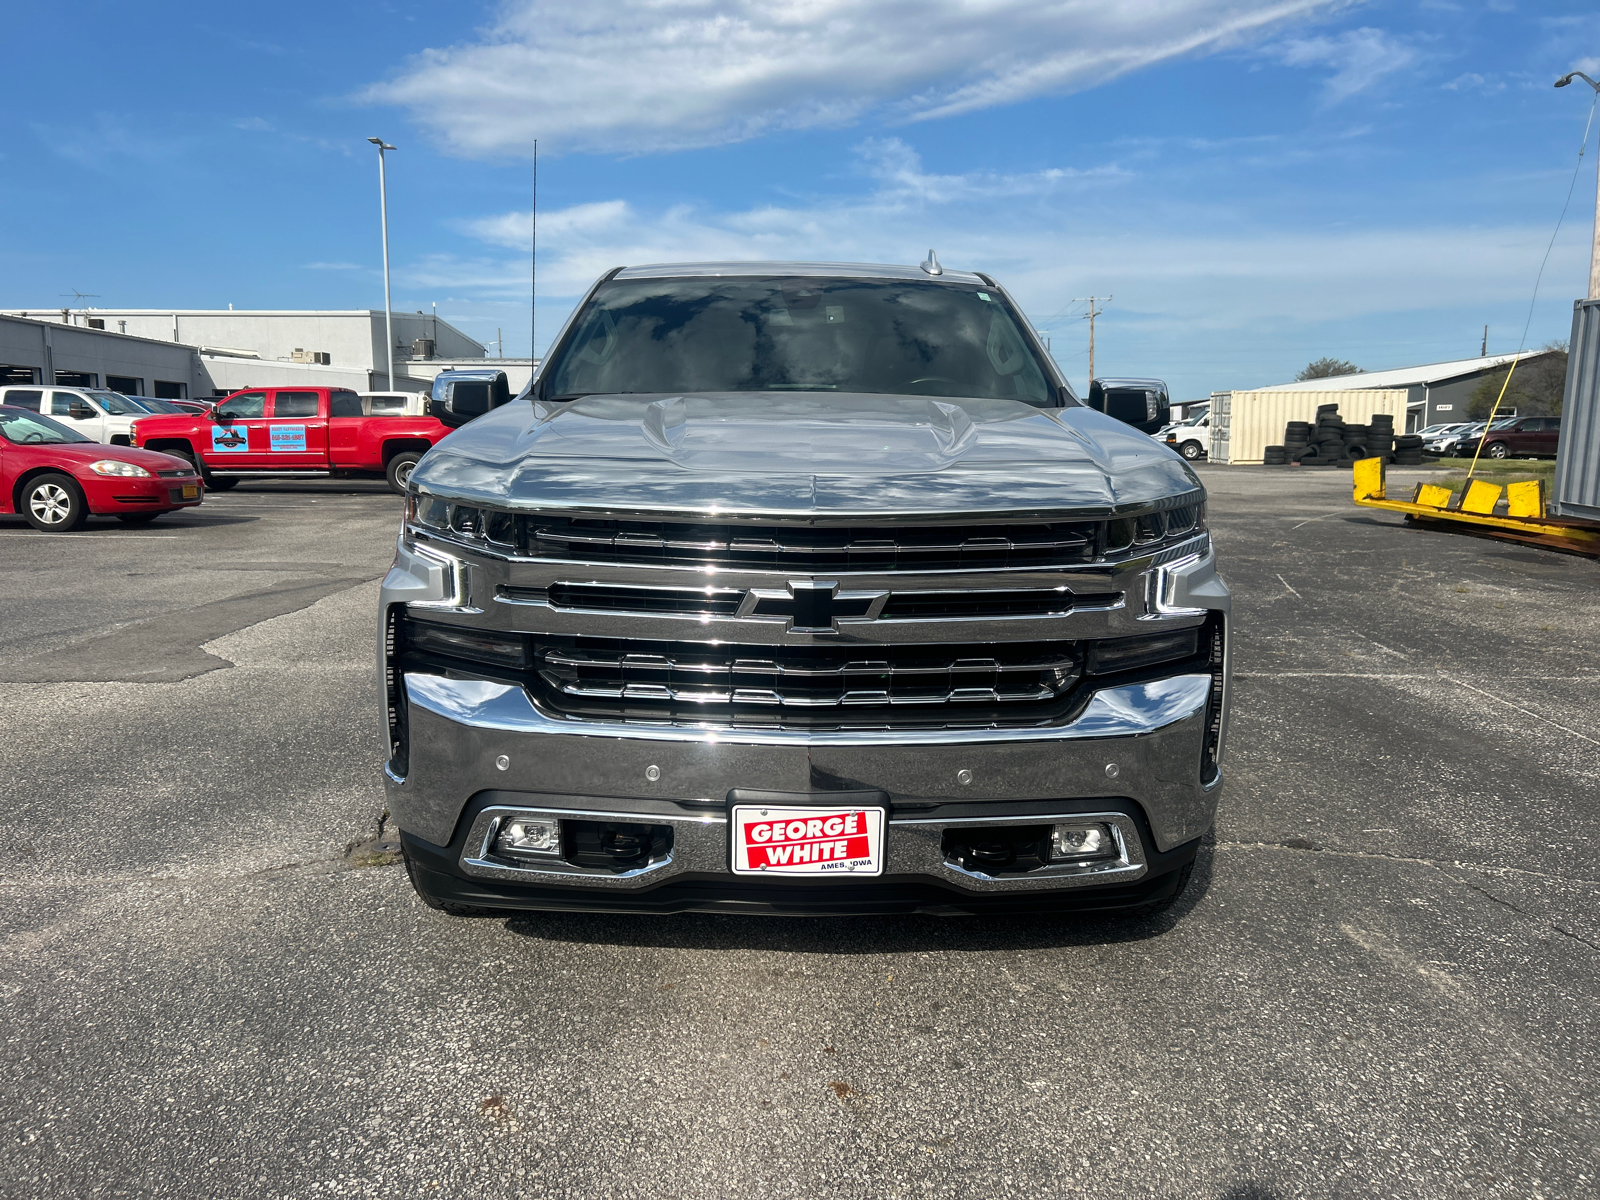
[
  {"x1": 529, "y1": 635, "x2": 1082, "y2": 728},
  {"x1": 395, "y1": 614, "x2": 1215, "y2": 733}
]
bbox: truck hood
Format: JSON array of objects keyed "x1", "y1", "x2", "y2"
[{"x1": 411, "y1": 392, "x2": 1202, "y2": 517}]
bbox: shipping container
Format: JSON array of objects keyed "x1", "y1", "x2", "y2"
[
  {"x1": 1219, "y1": 388, "x2": 1409, "y2": 465},
  {"x1": 1552, "y1": 298, "x2": 1600, "y2": 521}
]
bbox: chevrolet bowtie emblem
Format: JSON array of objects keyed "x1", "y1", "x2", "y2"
[{"x1": 738, "y1": 579, "x2": 889, "y2": 634}]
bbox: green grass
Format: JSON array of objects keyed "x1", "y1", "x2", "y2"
[{"x1": 1431, "y1": 457, "x2": 1556, "y2": 490}]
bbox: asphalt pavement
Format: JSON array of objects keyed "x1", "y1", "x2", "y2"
[{"x1": 1, "y1": 469, "x2": 1596, "y2": 1199}]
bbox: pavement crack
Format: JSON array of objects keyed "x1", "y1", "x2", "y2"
[{"x1": 1218, "y1": 840, "x2": 1600, "y2": 953}]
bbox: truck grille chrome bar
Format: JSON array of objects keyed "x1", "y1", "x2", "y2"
[
  {"x1": 528, "y1": 634, "x2": 1081, "y2": 727},
  {"x1": 407, "y1": 498, "x2": 1209, "y2": 572}
]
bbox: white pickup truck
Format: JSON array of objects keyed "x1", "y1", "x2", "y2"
[{"x1": 0, "y1": 385, "x2": 149, "y2": 446}]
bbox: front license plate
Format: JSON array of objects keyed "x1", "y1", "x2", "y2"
[
  {"x1": 731, "y1": 805, "x2": 885, "y2": 877},
  {"x1": 181, "y1": 485, "x2": 199, "y2": 499}
]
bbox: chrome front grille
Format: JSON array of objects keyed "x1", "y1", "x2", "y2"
[
  {"x1": 401, "y1": 496, "x2": 1212, "y2": 732},
  {"x1": 534, "y1": 635, "x2": 1082, "y2": 728}
]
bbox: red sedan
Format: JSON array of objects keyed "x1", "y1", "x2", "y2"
[{"x1": 0, "y1": 404, "x2": 204, "y2": 531}]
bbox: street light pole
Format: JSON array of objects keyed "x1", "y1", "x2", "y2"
[
  {"x1": 367, "y1": 137, "x2": 398, "y2": 389},
  {"x1": 1555, "y1": 72, "x2": 1600, "y2": 299}
]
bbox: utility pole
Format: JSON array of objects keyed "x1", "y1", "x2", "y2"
[
  {"x1": 1481, "y1": 325, "x2": 1488, "y2": 356},
  {"x1": 1071, "y1": 296, "x2": 1110, "y2": 384},
  {"x1": 367, "y1": 137, "x2": 398, "y2": 390},
  {"x1": 1555, "y1": 72, "x2": 1600, "y2": 298},
  {"x1": 537, "y1": 138, "x2": 544, "y2": 364}
]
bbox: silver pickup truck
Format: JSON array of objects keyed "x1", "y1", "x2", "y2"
[{"x1": 379, "y1": 260, "x2": 1230, "y2": 919}]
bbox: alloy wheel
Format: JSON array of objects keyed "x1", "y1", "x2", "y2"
[{"x1": 29, "y1": 483, "x2": 73, "y2": 526}]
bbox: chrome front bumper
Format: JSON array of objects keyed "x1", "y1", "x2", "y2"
[
  {"x1": 380, "y1": 531, "x2": 1232, "y2": 894},
  {"x1": 389, "y1": 666, "x2": 1220, "y2": 863}
]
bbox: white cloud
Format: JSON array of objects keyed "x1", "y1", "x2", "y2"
[
  {"x1": 415, "y1": 140, "x2": 1582, "y2": 334},
  {"x1": 366, "y1": 0, "x2": 1345, "y2": 156},
  {"x1": 1274, "y1": 27, "x2": 1416, "y2": 105}
]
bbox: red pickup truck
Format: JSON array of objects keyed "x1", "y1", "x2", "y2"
[{"x1": 132, "y1": 386, "x2": 451, "y2": 493}]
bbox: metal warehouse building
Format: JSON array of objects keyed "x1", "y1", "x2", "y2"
[
  {"x1": 0, "y1": 308, "x2": 533, "y2": 397},
  {"x1": 0, "y1": 314, "x2": 207, "y2": 398},
  {"x1": 1253, "y1": 351, "x2": 1555, "y2": 431}
]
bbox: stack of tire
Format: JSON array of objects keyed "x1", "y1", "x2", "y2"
[
  {"x1": 1367, "y1": 412, "x2": 1395, "y2": 460},
  {"x1": 1283, "y1": 421, "x2": 1312, "y2": 462},
  {"x1": 1393, "y1": 434, "x2": 1424, "y2": 466},
  {"x1": 1308, "y1": 405, "x2": 1346, "y2": 465},
  {"x1": 1338, "y1": 423, "x2": 1371, "y2": 465},
  {"x1": 1263, "y1": 444, "x2": 1289, "y2": 465}
]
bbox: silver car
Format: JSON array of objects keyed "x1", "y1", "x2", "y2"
[{"x1": 379, "y1": 261, "x2": 1231, "y2": 920}]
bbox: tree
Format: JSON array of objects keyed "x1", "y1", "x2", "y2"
[
  {"x1": 1296, "y1": 357, "x2": 1363, "y2": 381},
  {"x1": 1466, "y1": 343, "x2": 1568, "y2": 419}
]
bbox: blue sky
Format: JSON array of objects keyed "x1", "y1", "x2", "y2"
[{"x1": 2, "y1": 0, "x2": 1598, "y2": 400}]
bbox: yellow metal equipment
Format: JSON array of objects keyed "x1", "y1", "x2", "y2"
[{"x1": 1351, "y1": 457, "x2": 1600, "y2": 557}]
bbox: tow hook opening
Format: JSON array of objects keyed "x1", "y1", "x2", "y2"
[{"x1": 943, "y1": 825, "x2": 1050, "y2": 874}]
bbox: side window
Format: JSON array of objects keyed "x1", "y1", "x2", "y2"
[
  {"x1": 328, "y1": 390, "x2": 363, "y2": 417},
  {"x1": 271, "y1": 391, "x2": 320, "y2": 418},
  {"x1": 215, "y1": 392, "x2": 266, "y2": 420},
  {"x1": 51, "y1": 391, "x2": 93, "y2": 416},
  {"x1": 5, "y1": 389, "x2": 43, "y2": 412}
]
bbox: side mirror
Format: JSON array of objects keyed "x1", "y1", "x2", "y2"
[
  {"x1": 69, "y1": 401, "x2": 94, "y2": 420},
  {"x1": 430, "y1": 378, "x2": 510, "y2": 429},
  {"x1": 1091, "y1": 385, "x2": 1170, "y2": 435}
]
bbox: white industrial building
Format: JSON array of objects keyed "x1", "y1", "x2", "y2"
[{"x1": 0, "y1": 307, "x2": 535, "y2": 397}]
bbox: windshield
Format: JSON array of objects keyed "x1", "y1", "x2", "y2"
[
  {"x1": 90, "y1": 391, "x2": 148, "y2": 416},
  {"x1": 130, "y1": 397, "x2": 182, "y2": 413},
  {"x1": 541, "y1": 276, "x2": 1056, "y2": 407},
  {"x1": 0, "y1": 408, "x2": 95, "y2": 445}
]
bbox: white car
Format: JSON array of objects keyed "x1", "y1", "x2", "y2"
[
  {"x1": 0, "y1": 385, "x2": 149, "y2": 445},
  {"x1": 1424, "y1": 422, "x2": 1491, "y2": 457}
]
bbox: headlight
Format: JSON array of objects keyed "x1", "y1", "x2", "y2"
[{"x1": 88, "y1": 460, "x2": 151, "y2": 478}]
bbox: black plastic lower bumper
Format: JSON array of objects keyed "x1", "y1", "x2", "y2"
[{"x1": 401, "y1": 796, "x2": 1201, "y2": 917}]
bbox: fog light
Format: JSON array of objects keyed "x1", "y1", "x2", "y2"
[
  {"x1": 1050, "y1": 823, "x2": 1117, "y2": 862},
  {"x1": 497, "y1": 817, "x2": 560, "y2": 857}
]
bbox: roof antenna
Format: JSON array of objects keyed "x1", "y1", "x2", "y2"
[{"x1": 920, "y1": 249, "x2": 942, "y2": 276}]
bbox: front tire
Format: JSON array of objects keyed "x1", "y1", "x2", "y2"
[
  {"x1": 23, "y1": 473, "x2": 88, "y2": 532},
  {"x1": 386, "y1": 451, "x2": 423, "y2": 495},
  {"x1": 1121, "y1": 860, "x2": 1194, "y2": 919},
  {"x1": 403, "y1": 846, "x2": 501, "y2": 917},
  {"x1": 1485, "y1": 442, "x2": 1510, "y2": 460},
  {"x1": 1179, "y1": 441, "x2": 1204, "y2": 461}
]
